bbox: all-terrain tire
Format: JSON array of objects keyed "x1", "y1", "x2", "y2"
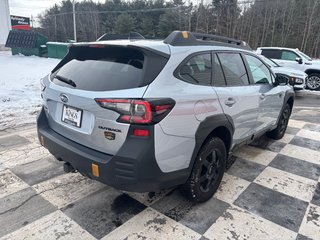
[
  {"x1": 180, "y1": 137, "x2": 226, "y2": 203},
  {"x1": 267, "y1": 103, "x2": 291, "y2": 140}
]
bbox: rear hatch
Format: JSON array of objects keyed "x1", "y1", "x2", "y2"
[{"x1": 42, "y1": 44, "x2": 169, "y2": 155}]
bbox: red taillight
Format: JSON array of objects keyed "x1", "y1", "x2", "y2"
[
  {"x1": 95, "y1": 98, "x2": 175, "y2": 125},
  {"x1": 133, "y1": 129, "x2": 150, "y2": 137},
  {"x1": 154, "y1": 105, "x2": 172, "y2": 115}
]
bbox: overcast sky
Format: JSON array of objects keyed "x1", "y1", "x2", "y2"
[
  {"x1": 8, "y1": 0, "x2": 206, "y2": 19},
  {"x1": 9, "y1": 0, "x2": 105, "y2": 18}
]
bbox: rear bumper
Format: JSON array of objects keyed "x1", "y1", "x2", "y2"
[{"x1": 37, "y1": 108, "x2": 189, "y2": 192}]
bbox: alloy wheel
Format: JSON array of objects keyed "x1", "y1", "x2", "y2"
[
  {"x1": 279, "y1": 107, "x2": 290, "y2": 136},
  {"x1": 197, "y1": 149, "x2": 221, "y2": 193},
  {"x1": 307, "y1": 76, "x2": 320, "y2": 90}
]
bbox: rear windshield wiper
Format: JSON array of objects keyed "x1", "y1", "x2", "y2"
[{"x1": 54, "y1": 74, "x2": 77, "y2": 87}]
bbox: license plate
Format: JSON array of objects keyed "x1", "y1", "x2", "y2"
[
  {"x1": 295, "y1": 79, "x2": 303, "y2": 84},
  {"x1": 61, "y1": 105, "x2": 83, "y2": 128}
]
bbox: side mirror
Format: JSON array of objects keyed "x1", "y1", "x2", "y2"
[
  {"x1": 295, "y1": 57, "x2": 303, "y2": 64},
  {"x1": 275, "y1": 74, "x2": 289, "y2": 86}
]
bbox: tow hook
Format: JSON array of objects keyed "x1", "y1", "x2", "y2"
[{"x1": 63, "y1": 162, "x2": 76, "y2": 173}]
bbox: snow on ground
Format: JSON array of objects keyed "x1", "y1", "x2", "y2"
[{"x1": 0, "y1": 51, "x2": 59, "y2": 130}]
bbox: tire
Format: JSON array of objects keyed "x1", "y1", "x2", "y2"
[
  {"x1": 306, "y1": 73, "x2": 320, "y2": 90},
  {"x1": 180, "y1": 137, "x2": 226, "y2": 203},
  {"x1": 267, "y1": 103, "x2": 291, "y2": 140}
]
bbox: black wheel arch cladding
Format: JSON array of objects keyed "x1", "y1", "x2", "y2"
[{"x1": 189, "y1": 114, "x2": 234, "y2": 172}]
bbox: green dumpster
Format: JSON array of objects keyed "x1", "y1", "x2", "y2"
[
  {"x1": 47, "y1": 42, "x2": 70, "y2": 59},
  {"x1": 5, "y1": 30, "x2": 48, "y2": 57}
]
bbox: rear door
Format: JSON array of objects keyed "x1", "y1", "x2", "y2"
[
  {"x1": 213, "y1": 52, "x2": 259, "y2": 145},
  {"x1": 243, "y1": 54, "x2": 284, "y2": 131},
  {"x1": 42, "y1": 45, "x2": 168, "y2": 155},
  {"x1": 261, "y1": 48, "x2": 304, "y2": 71}
]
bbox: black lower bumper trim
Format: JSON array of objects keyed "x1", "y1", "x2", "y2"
[{"x1": 37, "y1": 108, "x2": 189, "y2": 192}]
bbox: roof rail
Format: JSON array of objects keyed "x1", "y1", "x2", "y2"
[
  {"x1": 163, "y1": 31, "x2": 251, "y2": 50},
  {"x1": 97, "y1": 32, "x2": 145, "y2": 41}
]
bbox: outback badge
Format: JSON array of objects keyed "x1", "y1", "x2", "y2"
[{"x1": 104, "y1": 131, "x2": 115, "y2": 140}]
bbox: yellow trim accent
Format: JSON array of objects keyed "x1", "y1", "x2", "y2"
[
  {"x1": 182, "y1": 31, "x2": 189, "y2": 39},
  {"x1": 92, "y1": 164, "x2": 99, "y2": 177}
]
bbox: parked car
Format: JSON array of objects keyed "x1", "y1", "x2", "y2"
[
  {"x1": 256, "y1": 47, "x2": 320, "y2": 90},
  {"x1": 37, "y1": 31, "x2": 294, "y2": 203},
  {"x1": 258, "y1": 55, "x2": 306, "y2": 91}
]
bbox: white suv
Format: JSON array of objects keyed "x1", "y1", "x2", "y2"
[
  {"x1": 257, "y1": 47, "x2": 320, "y2": 90},
  {"x1": 37, "y1": 31, "x2": 294, "y2": 203}
]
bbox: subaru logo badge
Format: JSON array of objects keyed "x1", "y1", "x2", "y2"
[{"x1": 60, "y1": 94, "x2": 69, "y2": 103}]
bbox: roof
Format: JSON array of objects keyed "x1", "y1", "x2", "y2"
[
  {"x1": 257, "y1": 47, "x2": 300, "y2": 51},
  {"x1": 70, "y1": 31, "x2": 252, "y2": 56}
]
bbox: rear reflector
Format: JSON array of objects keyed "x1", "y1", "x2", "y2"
[
  {"x1": 92, "y1": 164, "x2": 100, "y2": 177},
  {"x1": 133, "y1": 129, "x2": 150, "y2": 137}
]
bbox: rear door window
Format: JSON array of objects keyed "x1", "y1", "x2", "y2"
[
  {"x1": 178, "y1": 53, "x2": 212, "y2": 85},
  {"x1": 261, "y1": 49, "x2": 281, "y2": 59},
  {"x1": 51, "y1": 46, "x2": 167, "y2": 91},
  {"x1": 212, "y1": 53, "x2": 226, "y2": 86},
  {"x1": 217, "y1": 53, "x2": 249, "y2": 86}
]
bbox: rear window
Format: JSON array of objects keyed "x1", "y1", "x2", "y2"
[
  {"x1": 51, "y1": 46, "x2": 167, "y2": 91},
  {"x1": 178, "y1": 53, "x2": 212, "y2": 85}
]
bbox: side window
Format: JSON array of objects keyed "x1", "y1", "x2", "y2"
[
  {"x1": 281, "y1": 50, "x2": 299, "y2": 61},
  {"x1": 217, "y1": 53, "x2": 249, "y2": 86},
  {"x1": 178, "y1": 53, "x2": 211, "y2": 85},
  {"x1": 261, "y1": 49, "x2": 281, "y2": 59},
  {"x1": 245, "y1": 54, "x2": 272, "y2": 84},
  {"x1": 212, "y1": 53, "x2": 226, "y2": 86}
]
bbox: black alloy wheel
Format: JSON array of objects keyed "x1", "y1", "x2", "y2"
[
  {"x1": 267, "y1": 103, "x2": 291, "y2": 140},
  {"x1": 180, "y1": 137, "x2": 226, "y2": 203}
]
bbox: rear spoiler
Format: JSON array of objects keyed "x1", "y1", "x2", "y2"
[{"x1": 51, "y1": 44, "x2": 170, "y2": 74}]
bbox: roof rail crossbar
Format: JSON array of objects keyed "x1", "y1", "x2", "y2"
[
  {"x1": 163, "y1": 31, "x2": 251, "y2": 50},
  {"x1": 97, "y1": 32, "x2": 145, "y2": 41}
]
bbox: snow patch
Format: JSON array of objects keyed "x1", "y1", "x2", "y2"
[{"x1": 0, "y1": 52, "x2": 59, "y2": 130}]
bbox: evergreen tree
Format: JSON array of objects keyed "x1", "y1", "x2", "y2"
[
  {"x1": 158, "y1": 11, "x2": 180, "y2": 37},
  {"x1": 114, "y1": 13, "x2": 137, "y2": 34}
]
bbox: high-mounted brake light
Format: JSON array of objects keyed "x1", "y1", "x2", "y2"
[
  {"x1": 89, "y1": 44, "x2": 106, "y2": 48},
  {"x1": 95, "y1": 98, "x2": 175, "y2": 125}
]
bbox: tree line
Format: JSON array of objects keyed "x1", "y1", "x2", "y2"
[{"x1": 37, "y1": 0, "x2": 320, "y2": 57}]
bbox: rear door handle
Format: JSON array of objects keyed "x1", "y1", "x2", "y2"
[
  {"x1": 260, "y1": 94, "x2": 266, "y2": 100},
  {"x1": 225, "y1": 98, "x2": 236, "y2": 107}
]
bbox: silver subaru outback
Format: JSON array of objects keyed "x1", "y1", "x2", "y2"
[{"x1": 37, "y1": 31, "x2": 294, "y2": 203}]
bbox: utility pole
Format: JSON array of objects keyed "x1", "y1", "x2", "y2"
[
  {"x1": 72, "y1": 0, "x2": 77, "y2": 42},
  {"x1": 30, "y1": 15, "x2": 33, "y2": 28}
]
